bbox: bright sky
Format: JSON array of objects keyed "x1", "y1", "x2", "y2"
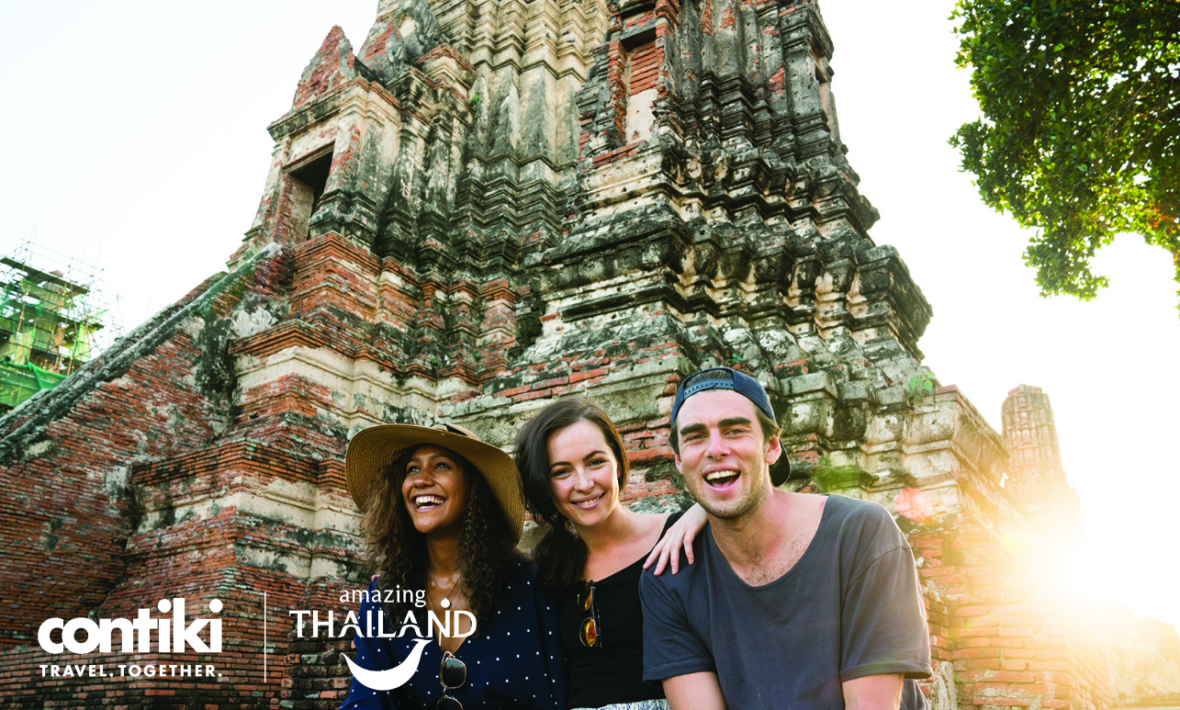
[{"x1": 2, "y1": 2, "x2": 1176, "y2": 628}]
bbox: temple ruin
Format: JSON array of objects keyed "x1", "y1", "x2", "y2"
[{"x1": 1, "y1": 0, "x2": 1172, "y2": 707}]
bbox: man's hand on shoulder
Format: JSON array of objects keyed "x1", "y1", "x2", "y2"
[
  {"x1": 843, "y1": 673, "x2": 904, "y2": 710},
  {"x1": 663, "y1": 672, "x2": 726, "y2": 710}
]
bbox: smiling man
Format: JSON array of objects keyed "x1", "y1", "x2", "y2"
[{"x1": 640, "y1": 367, "x2": 932, "y2": 710}]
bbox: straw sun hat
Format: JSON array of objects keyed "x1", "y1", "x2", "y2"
[{"x1": 345, "y1": 422, "x2": 526, "y2": 544}]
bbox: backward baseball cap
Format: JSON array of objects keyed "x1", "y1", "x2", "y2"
[{"x1": 670, "y1": 367, "x2": 791, "y2": 485}]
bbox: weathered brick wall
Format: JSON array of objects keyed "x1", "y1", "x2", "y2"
[
  {"x1": 285, "y1": 636, "x2": 355, "y2": 710},
  {"x1": 908, "y1": 514, "x2": 1113, "y2": 710},
  {"x1": 0, "y1": 258, "x2": 269, "y2": 649},
  {"x1": 0, "y1": 247, "x2": 316, "y2": 709}
]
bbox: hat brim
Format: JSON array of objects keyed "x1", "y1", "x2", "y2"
[{"x1": 345, "y1": 424, "x2": 525, "y2": 544}]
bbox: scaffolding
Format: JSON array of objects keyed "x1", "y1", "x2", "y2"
[{"x1": 0, "y1": 239, "x2": 123, "y2": 413}]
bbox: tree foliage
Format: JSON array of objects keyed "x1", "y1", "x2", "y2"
[{"x1": 950, "y1": 0, "x2": 1180, "y2": 310}]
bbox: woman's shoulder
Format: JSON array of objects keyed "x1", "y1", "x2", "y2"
[
  {"x1": 635, "y1": 509, "x2": 680, "y2": 540},
  {"x1": 505, "y1": 552, "x2": 562, "y2": 609},
  {"x1": 619, "y1": 509, "x2": 675, "y2": 541},
  {"x1": 477, "y1": 556, "x2": 555, "y2": 637},
  {"x1": 507, "y1": 550, "x2": 531, "y2": 574},
  {"x1": 355, "y1": 574, "x2": 380, "y2": 602},
  {"x1": 494, "y1": 553, "x2": 536, "y2": 596}
]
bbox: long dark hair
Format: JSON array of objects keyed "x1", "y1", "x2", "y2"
[
  {"x1": 515, "y1": 397, "x2": 629, "y2": 590},
  {"x1": 362, "y1": 445, "x2": 516, "y2": 627}
]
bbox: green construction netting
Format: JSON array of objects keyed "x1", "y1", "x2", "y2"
[{"x1": 0, "y1": 360, "x2": 67, "y2": 409}]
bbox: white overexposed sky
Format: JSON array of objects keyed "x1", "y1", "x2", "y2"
[{"x1": 2, "y1": 1, "x2": 1176, "y2": 628}]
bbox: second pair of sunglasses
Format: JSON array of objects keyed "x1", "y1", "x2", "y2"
[{"x1": 578, "y1": 580, "x2": 604, "y2": 648}]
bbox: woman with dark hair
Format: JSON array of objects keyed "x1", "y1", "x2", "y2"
[
  {"x1": 341, "y1": 423, "x2": 565, "y2": 710},
  {"x1": 515, "y1": 398, "x2": 706, "y2": 710}
]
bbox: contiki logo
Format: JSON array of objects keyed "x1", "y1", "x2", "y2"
[{"x1": 35, "y1": 598, "x2": 224, "y2": 679}]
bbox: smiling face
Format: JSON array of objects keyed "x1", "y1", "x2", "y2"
[
  {"x1": 673, "y1": 389, "x2": 781, "y2": 521},
  {"x1": 399, "y1": 444, "x2": 470, "y2": 538},
  {"x1": 546, "y1": 419, "x2": 624, "y2": 530}
]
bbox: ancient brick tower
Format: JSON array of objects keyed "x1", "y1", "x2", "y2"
[
  {"x1": 0, "y1": 0, "x2": 1112, "y2": 708},
  {"x1": 1001, "y1": 385, "x2": 1083, "y2": 541}
]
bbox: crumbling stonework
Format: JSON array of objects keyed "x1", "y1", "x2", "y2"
[{"x1": 0, "y1": 0, "x2": 1138, "y2": 708}]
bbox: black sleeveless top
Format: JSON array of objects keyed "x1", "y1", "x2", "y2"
[{"x1": 558, "y1": 512, "x2": 683, "y2": 708}]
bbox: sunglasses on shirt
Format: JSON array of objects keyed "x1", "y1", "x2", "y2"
[
  {"x1": 437, "y1": 651, "x2": 466, "y2": 710},
  {"x1": 578, "y1": 580, "x2": 603, "y2": 648}
]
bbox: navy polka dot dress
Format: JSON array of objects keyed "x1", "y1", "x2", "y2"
[{"x1": 341, "y1": 556, "x2": 566, "y2": 709}]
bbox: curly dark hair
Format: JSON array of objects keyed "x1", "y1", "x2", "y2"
[
  {"x1": 362, "y1": 445, "x2": 517, "y2": 628},
  {"x1": 515, "y1": 397, "x2": 629, "y2": 591}
]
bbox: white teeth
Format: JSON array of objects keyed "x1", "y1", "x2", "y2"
[
  {"x1": 414, "y1": 495, "x2": 444, "y2": 508},
  {"x1": 574, "y1": 494, "x2": 603, "y2": 508},
  {"x1": 705, "y1": 470, "x2": 739, "y2": 483}
]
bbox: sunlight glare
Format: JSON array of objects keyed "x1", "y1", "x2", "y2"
[{"x1": 1065, "y1": 545, "x2": 1120, "y2": 605}]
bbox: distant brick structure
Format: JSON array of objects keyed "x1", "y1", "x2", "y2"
[
  {"x1": 0, "y1": 0, "x2": 1136, "y2": 708},
  {"x1": 1000, "y1": 384, "x2": 1083, "y2": 542}
]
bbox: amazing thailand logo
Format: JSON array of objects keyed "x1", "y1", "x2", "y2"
[{"x1": 291, "y1": 585, "x2": 476, "y2": 691}]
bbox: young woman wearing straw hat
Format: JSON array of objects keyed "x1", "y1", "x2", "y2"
[
  {"x1": 341, "y1": 423, "x2": 566, "y2": 710},
  {"x1": 515, "y1": 399, "x2": 707, "y2": 710}
]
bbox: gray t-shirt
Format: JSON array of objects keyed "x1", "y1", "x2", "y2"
[{"x1": 640, "y1": 494, "x2": 932, "y2": 710}]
